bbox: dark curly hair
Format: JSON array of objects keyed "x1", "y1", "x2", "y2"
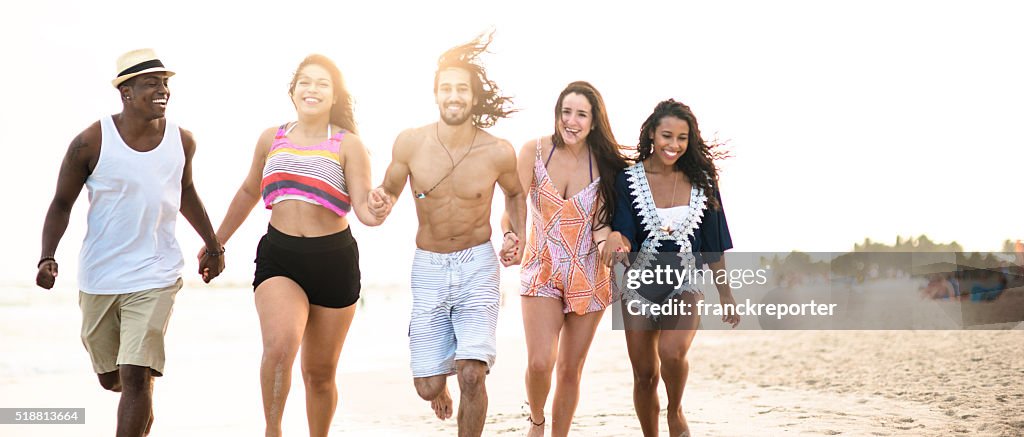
[
  {"x1": 289, "y1": 54, "x2": 358, "y2": 134},
  {"x1": 636, "y1": 99, "x2": 728, "y2": 210},
  {"x1": 434, "y1": 31, "x2": 515, "y2": 128},
  {"x1": 551, "y1": 81, "x2": 629, "y2": 227}
]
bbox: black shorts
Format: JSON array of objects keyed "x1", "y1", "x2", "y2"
[{"x1": 253, "y1": 225, "x2": 361, "y2": 308}]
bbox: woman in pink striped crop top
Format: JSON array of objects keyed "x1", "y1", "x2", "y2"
[
  {"x1": 260, "y1": 122, "x2": 352, "y2": 217},
  {"x1": 209, "y1": 54, "x2": 384, "y2": 436}
]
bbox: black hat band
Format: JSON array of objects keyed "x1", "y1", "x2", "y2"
[{"x1": 117, "y1": 59, "x2": 165, "y2": 78}]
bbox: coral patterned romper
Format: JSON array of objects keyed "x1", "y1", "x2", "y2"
[{"x1": 520, "y1": 139, "x2": 612, "y2": 314}]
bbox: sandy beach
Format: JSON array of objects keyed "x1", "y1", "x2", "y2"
[{"x1": 1, "y1": 281, "x2": 1022, "y2": 436}]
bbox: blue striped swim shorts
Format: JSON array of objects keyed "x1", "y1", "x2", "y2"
[{"x1": 408, "y1": 241, "x2": 500, "y2": 378}]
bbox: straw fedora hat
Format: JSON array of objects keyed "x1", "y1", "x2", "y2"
[{"x1": 111, "y1": 48, "x2": 175, "y2": 88}]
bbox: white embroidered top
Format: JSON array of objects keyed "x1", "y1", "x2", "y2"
[
  {"x1": 622, "y1": 162, "x2": 709, "y2": 303},
  {"x1": 656, "y1": 205, "x2": 690, "y2": 234}
]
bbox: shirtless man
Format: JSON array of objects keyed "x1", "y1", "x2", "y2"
[{"x1": 370, "y1": 33, "x2": 526, "y2": 437}]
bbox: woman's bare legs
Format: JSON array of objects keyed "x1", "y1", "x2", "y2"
[
  {"x1": 300, "y1": 303, "x2": 356, "y2": 436},
  {"x1": 255, "y1": 277, "x2": 309, "y2": 437},
  {"x1": 522, "y1": 296, "x2": 563, "y2": 437}
]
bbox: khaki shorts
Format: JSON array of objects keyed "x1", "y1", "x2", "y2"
[{"x1": 79, "y1": 278, "x2": 181, "y2": 376}]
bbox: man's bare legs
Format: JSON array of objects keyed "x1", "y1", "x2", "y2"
[
  {"x1": 456, "y1": 359, "x2": 488, "y2": 437},
  {"x1": 97, "y1": 370, "x2": 122, "y2": 392},
  {"x1": 115, "y1": 364, "x2": 154, "y2": 437},
  {"x1": 414, "y1": 374, "x2": 453, "y2": 421},
  {"x1": 413, "y1": 359, "x2": 488, "y2": 437}
]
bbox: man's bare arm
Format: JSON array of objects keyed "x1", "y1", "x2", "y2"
[
  {"x1": 496, "y1": 139, "x2": 527, "y2": 265},
  {"x1": 377, "y1": 128, "x2": 415, "y2": 202},
  {"x1": 178, "y1": 129, "x2": 220, "y2": 250},
  {"x1": 178, "y1": 129, "x2": 224, "y2": 281},
  {"x1": 37, "y1": 125, "x2": 98, "y2": 288}
]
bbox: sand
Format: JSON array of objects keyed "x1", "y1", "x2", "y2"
[{"x1": 1, "y1": 282, "x2": 1021, "y2": 436}]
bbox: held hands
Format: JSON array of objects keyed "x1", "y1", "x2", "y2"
[
  {"x1": 499, "y1": 231, "x2": 522, "y2": 267},
  {"x1": 599, "y1": 232, "x2": 631, "y2": 267},
  {"x1": 719, "y1": 292, "x2": 741, "y2": 328},
  {"x1": 196, "y1": 246, "x2": 226, "y2": 283},
  {"x1": 368, "y1": 187, "x2": 394, "y2": 222},
  {"x1": 36, "y1": 259, "x2": 58, "y2": 289}
]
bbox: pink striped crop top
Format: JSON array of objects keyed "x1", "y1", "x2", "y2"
[{"x1": 260, "y1": 123, "x2": 351, "y2": 217}]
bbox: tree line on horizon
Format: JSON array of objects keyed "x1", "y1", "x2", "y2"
[{"x1": 759, "y1": 235, "x2": 1022, "y2": 279}]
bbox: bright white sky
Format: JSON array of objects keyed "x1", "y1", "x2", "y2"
[{"x1": 1, "y1": 0, "x2": 1021, "y2": 286}]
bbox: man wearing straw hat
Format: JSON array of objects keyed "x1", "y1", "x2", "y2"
[{"x1": 35, "y1": 48, "x2": 224, "y2": 436}]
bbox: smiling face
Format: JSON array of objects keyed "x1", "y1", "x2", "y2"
[
  {"x1": 121, "y1": 72, "x2": 171, "y2": 118},
  {"x1": 557, "y1": 92, "x2": 593, "y2": 146},
  {"x1": 290, "y1": 64, "x2": 335, "y2": 117},
  {"x1": 650, "y1": 115, "x2": 690, "y2": 167},
  {"x1": 435, "y1": 67, "x2": 476, "y2": 126}
]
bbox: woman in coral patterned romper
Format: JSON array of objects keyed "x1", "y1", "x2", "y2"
[{"x1": 506, "y1": 81, "x2": 629, "y2": 437}]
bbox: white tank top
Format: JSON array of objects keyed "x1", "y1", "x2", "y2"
[{"x1": 79, "y1": 115, "x2": 185, "y2": 294}]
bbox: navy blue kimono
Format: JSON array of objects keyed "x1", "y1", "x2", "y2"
[{"x1": 611, "y1": 169, "x2": 734, "y2": 266}]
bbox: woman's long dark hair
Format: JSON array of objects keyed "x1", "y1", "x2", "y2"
[
  {"x1": 637, "y1": 99, "x2": 727, "y2": 209},
  {"x1": 551, "y1": 81, "x2": 629, "y2": 228},
  {"x1": 289, "y1": 54, "x2": 358, "y2": 134}
]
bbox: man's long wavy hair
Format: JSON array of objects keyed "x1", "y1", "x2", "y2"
[
  {"x1": 550, "y1": 81, "x2": 629, "y2": 228},
  {"x1": 289, "y1": 54, "x2": 358, "y2": 134},
  {"x1": 636, "y1": 99, "x2": 728, "y2": 210},
  {"x1": 434, "y1": 31, "x2": 515, "y2": 128}
]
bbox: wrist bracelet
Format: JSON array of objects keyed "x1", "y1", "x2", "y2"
[
  {"x1": 503, "y1": 231, "x2": 515, "y2": 238},
  {"x1": 37, "y1": 256, "x2": 56, "y2": 268},
  {"x1": 204, "y1": 246, "x2": 226, "y2": 257},
  {"x1": 596, "y1": 239, "x2": 606, "y2": 246}
]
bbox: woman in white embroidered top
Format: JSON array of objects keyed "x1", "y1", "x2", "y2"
[{"x1": 602, "y1": 99, "x2": 740, "y2": 437}]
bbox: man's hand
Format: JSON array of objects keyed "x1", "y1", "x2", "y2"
[
  {"x1": 499, "y1": 232, "x2": 522, "y2": 267},
  {"x1": 368, "y1": 187, "x2": 394, "y2": 221},
  {"x1": 36, "y1": 260, "x2": 58, "y2": 289},
  {"x1": 198, "y1": 247, "x2": 225, "y2": 283}
]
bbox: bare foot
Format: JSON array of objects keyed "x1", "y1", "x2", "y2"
[
  {"x1": 667, "y1": 407, "x2": 689, "y2": 437},
  {"x1": 430, "y1": 386, "x2": 453, "y2": 420},
  {"x1": 526, "y1": 414, "x2": 545, "y2": 437}
]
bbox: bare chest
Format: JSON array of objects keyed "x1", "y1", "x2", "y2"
[{"x1": 410, "y1": 148, "x2": 497, "y2": 201}]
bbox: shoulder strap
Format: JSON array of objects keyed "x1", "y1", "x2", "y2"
[
  {"x1": 331, "y1": 128, "x2": 346, "y2": 143},
  {"x1": 283, "y1": 122, "x2": 298, "y2": 136},
  {"x1": 588, "y1": 148, "x2": 594, "y2": 182},
  {"x1": 544, "y1": 140, "x2": 557, "y2": 167}
]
